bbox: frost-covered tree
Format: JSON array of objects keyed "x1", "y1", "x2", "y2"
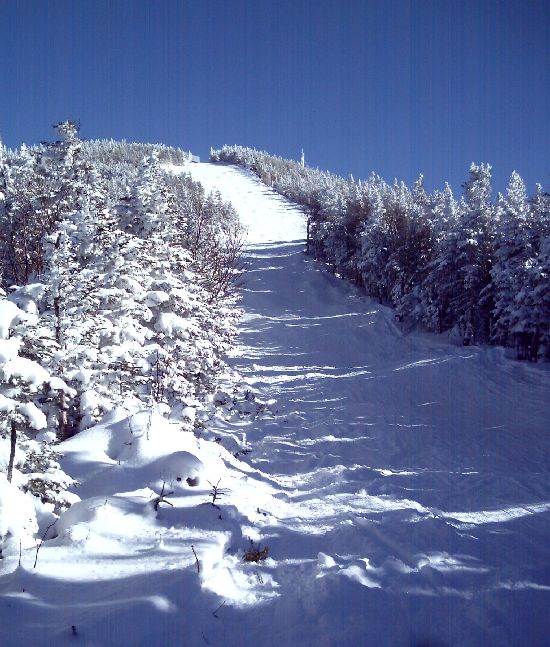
[
  {"x1": 0, "y1": 123, "x2": 248, "y2": 557},
  {"x1": 168, "y1": 178, "x2": 245, "y2": 303},
  {"x1": 491, "y1": 172, "x2": 532, "y2": 349},
  {"x1": 0, "y1": 291, "x2": 74, "y2": 514},
  {"x1": 503, "y1": 184, "x2": 550, "y2": 360},
  {"x1": 0, "y1": 144, "x2": 47, "y2": 286},
  {"x1": 0, "y1": 125, "x2": 244, "y2": 438},
  {"x1": 420, "y1": 184, "x2": 463, "y2": 333},
  {"x1": 452, "y1": 163, "x2": 496, "y2": 342}
]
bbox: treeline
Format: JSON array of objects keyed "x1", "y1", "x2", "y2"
[
  {"x1": 211, "y1": 145, "x2": 550, "y2": 361},
  {"x1": 0, "y1": 123, "x2": 243, "y2": 514}
]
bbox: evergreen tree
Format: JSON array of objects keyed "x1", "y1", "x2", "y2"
[
  {"x1": 491, "y1": 172, "x2": 532, "y2": 349},
  {"x1": 420, "y1": 184, "x2": 463, "y2": 333},
  {"x1": 452, "y1": 163, "x2": 496, "y2": 342}
]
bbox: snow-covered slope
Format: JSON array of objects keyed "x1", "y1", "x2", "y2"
[{"x1": 1, "y1": 162, "x2": 549, "y2": 647}]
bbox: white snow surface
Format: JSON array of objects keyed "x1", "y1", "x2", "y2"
[
  {"x1": 17, "y1": 402, "x2": 47, "y2": 430},
  {"x1": 0, "y1": 338, "x2": 22, "y2": 363},
  {"x1": 1, "y1": 163, "x2": 549, "y2": 646},
  {"x1": 1, "y1": 356, "x2": 50, "y2": 387},
  {"x1": 0, "y1": 300, "x2": 24, "y2": 339}
]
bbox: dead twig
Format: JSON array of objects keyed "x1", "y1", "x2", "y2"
[
  {"x1": 191, "y1": 544, "x2": 200, "y2": 573},
  {"x1": 212, "y1": 600, "x2": 226, "y2": 618},
  {"x1": 152, "y1": 481, "x2": 174, "y2": 512},
  {"x1": 207, "y1": 478, "x2": 228, "y2": 509},
  {"x1": 34, "y1": 521, "x2": 57, "y2": 569},
  {"x1": 243, "y1": 539, "x2": 269, "y2": 563}
]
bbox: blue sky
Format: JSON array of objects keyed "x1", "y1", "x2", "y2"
[{"x1": 1, "y1": 0, "x2": 549, "y2": 194}]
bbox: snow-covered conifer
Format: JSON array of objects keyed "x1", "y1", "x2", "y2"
[
  {"x1": 449, "y1": 163, "x2": 495, "y2": 342},
  {"x1": 0, "y1": 291, "x2": 74, "y2": 515},
  {"x1": 491, "y1": 172, "x2": 532, "y2": 349}
]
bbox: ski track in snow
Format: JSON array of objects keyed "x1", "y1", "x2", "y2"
[{"x1": 1, "y1": 162, "x2": 549, "y2": 647}]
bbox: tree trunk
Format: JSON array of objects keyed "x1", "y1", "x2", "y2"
[
  {"x1": 54, "y1": 293, "x2": 62, "y2": 346},
  {"x1": 58, "y1": 392, "x2": 70, "y2": 440},
  {"x1": 7, "y1": 420, "x2": 16, "y2": 483},
  {"x1": 53, "y1": 287, "x2": 70, "y2": 438}
]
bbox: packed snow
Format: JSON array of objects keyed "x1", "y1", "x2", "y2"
[{"x1": 1, "y1": 162, "x2": 549, "y2": 646}]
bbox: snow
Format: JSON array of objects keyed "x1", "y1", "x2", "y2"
[
  {"x1": 0, "y1": 393, "x2": 16, "y2": 413},
  {"x1": 143, "y1": 290, "x2": 170, "y2": 306},
  {"x1": 0, "y1": 473, "x2": 38, "y2": 548},
  {"x1": 0, "y1": 300, "x2": 23, "y2": 339},
  {"x1": 17, "y1": 402, "x2": 47, "y2": 430},
  {"x1": 1, "y1": 162, "x2": 549, "y2": 646},
  {"x1": 154, "y1": 312, "x2": 191, "y2": 337},
  {"x1": 35, "y1": 430, "x2": 58, "y2": 444},
  {"x1": 48, "y1": 376, "x2": 74, "y2": 395},
  {"x1": 0, "y1": 338, "x2": 22, "y2": 362},
  {"x1": 1, "y1": 356, "x2": 50, "y2": 387}
]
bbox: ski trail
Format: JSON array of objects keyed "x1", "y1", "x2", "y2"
[{"x1": 187, "y1": 162, "x2": 550, "y2": 646}]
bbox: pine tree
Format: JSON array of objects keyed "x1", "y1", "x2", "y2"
[
  {"x1": 420, "y1": 184, "x2": 462, "y2": 333},
  {"x1": 507, "y1": 185, "x2": 550, "y2": 360},
  {"x1": 0, "y1": 290, "x2": 74, "y2": 511},
  {"x1": 491, "y1": 172, "x2": 532, "y2": 349},
  {"x1": 451, "y1": 163, "x2": 496, "y2": 343}
]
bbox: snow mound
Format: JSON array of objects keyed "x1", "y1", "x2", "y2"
[
  {"x1": 55, "y1": 493, "x2": 157, "y2": 546},
  {"x1": 148, "y1": 451, "x2": 204, "y2": 490}
]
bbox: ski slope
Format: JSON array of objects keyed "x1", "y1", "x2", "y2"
[
  {"x1": 1, "y1": 162, "x2": 549, "y2": 646},
  {"x1": 187, "y1": 163, "x2": 550, "y2": 645}
]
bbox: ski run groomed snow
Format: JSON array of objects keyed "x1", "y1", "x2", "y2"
[{"x1": 1, "y1": 162, "x2": 550, "y2": 646}]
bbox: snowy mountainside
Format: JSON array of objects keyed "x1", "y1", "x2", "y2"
[{"x1": 0, "y1": 160, "x2": 549, "y2": 646}]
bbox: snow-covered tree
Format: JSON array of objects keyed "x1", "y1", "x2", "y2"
[
  {"x1": 420, "y1": 184, "x2": 463, "y2": 333},
  {"x1": 0, "y1": 290, "x2": 74, "y2": 517},
  {"x1": 451, "y1": 163, "x2": 496, "y2": 343},
  {"x1": 504, "y1": 184, "x2": 550, "y2": 360},
  {"x1": 491, "y1": 172, "x2": 532, "y2": 348}
]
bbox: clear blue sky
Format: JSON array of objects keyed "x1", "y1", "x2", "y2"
[{"x1": 1, "y1": 0, "x2": 549, "y2": 194}]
